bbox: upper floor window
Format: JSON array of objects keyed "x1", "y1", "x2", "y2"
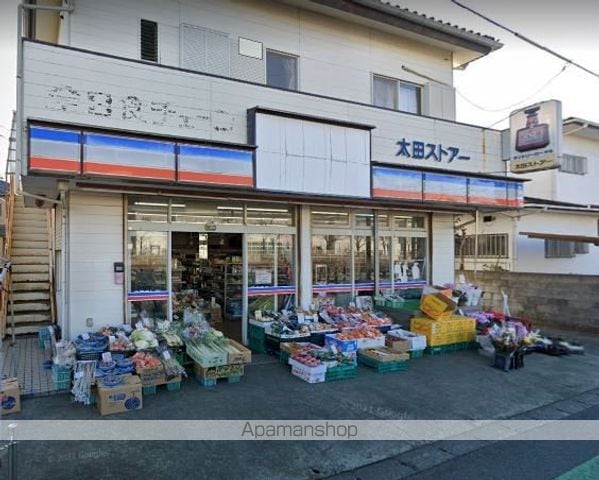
[
  {"x1": 458, "y1": 234, "x2": 509, "y2": 258},
  {"x1": 140, "y1": 19, "x2": 158, "y2": 62},
  {"x1": 372, "y1": 74, "x2": 422, "y2": 114},
  {"x1": 559, "y1": 154, "x2": 588, "y2": 175},
  {"x1": 266, "y1": 50, "x2": 298, "y2": 91}
]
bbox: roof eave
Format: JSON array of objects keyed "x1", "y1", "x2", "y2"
[{"x1": 307, "y1": 0, "x2": 502, "y2": 64}]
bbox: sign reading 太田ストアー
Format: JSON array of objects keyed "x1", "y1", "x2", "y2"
[{"x1": 509, "y1": 100, "x2": 562, "y2": 173}]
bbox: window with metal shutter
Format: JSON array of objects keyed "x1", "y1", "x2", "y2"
[
  {"x1": 181, "y1": 25, "x2": 231, "y2": 76},
  {"x1": 181, "y1": 24, "x2": 207, "y2": 71},
  {"x1": 140, "y1": 19, "x2": 158, "y2": 62},
  {"x1": 544, "y1": 239, "x2": 575, "y2": 258}
]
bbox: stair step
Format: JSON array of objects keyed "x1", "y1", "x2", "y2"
[
  {"x1": 13, "y1": 226, "x2": 48, "y2": 235},
  {"x1": 13, "y1": 302, "x2": 50, "y2": 312},
  {"x1": 11, "y1": 258, "x2": 49, "y2": 267},
  {"x1": 13, "y1": 209, "x2": 47, "y2": 218},
  {"x1": 13, "y1": 291, "x2": 50, "y2": 302},
  {"x1": 7, "y1": 323, "x2": 54, "y2": 335},
  {"x1": 13, "y1": 218, "x2": 47, "y2": 226},
  {"x1": 12, "y1": 248, "x2": 49, "y2": 257},
  {"x1": 12, "y1": 282, "x2": 49, "y2": 292},
  {"x1": 12, "y1": 264, "x2": 48, "y2": 273},
  {"x1": 12, "y1": 273, "x2": 49, "y2": 282},
  {"x1": 13, "y1": 233, "x2": 48, "y2": 242},
  {"x1": 7, "y1": 312, "x2": 52, "y2": 323},
  {"x1": 11, "y1": 240, "x2": 50, "y2": 249}
]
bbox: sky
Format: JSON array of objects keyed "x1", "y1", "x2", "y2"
[{"x1": 1, "y1": 0, "x2": 599, "y2": 169}]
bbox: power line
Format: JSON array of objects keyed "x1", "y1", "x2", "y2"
[
  {"x1": 451, "y1": 0, "x2": 599, "y2": 80},
  {"x1": 457, "y1": 63, "x2": 569, "y2": 116}
]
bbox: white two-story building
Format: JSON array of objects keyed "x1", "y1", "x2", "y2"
[
  {"x1": 458, "y1": 117, "x2": 599, "y2": 275},
  {"x1": 14, "y1": 0, "x2": 524, "y2": 341}
]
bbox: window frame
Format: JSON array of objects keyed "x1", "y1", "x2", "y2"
[
  {"x1": 559, "y1": 153, "x2": 588, "y2": 175},
  {"x1": 140, "y1": 19, "x2": 159, "y2": 63},
  {"x1": 265, "y1": 49, "x2": 299, "y2": 91},
  {"x1": 544, "y1": 239, "x2": 575, "y2": 259},
  {"x1": 371, "y1": 73, "x2": 422, "y2": 114},
  {"x1": 458, "y1": 233, "x2": 509, "y2": 258}
]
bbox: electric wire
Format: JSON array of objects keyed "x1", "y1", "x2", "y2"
[{"x1": 451, "y1": 0, "x2": 599, "y2": 80}]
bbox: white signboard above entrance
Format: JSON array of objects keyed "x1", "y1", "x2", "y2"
[{"x1": 509, "y1": 100, "x2": 562, "y2": 173}]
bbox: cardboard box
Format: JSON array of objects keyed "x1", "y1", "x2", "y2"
[
  {"x1": 227, "y1": 339, "x2": 252, "y2": 365},
  {"x1": 360, "y1": 348, "x2": 409, "y2": 363},
  {"x1": 420, "y1": 292, "x2": 457, "y2": 320},
  {"x1": 1, "y1": 378, "x2": 21, "y2": 416},
  {"x1": 385, "y1": 335, "x2": 411, "y2": 353},
  {"x1": 387, "y1": 329, "x2": 427, "y2": 351},
  {"x1": 96, "y1": 375, "x2": 142, "y2": 416},
  {"x1": 136, "y1": 365, "x2": 181, "y2": 387}
]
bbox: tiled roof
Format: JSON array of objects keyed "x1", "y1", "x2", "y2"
[{"x1": 354, "y1": 0, "x2": 502, "y2": 49}]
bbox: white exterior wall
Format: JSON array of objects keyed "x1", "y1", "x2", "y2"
[
  {"x1": 555, "y1": 135, "x2": 599, "y2": 205},
  {"x1": 431, "y1": 213, "x2": 455, "y2": 285},
  {"x1": 67, "y1": 191, "x2": 124, "y2": 337},
  {"x1": 64, "y1": 0, "x2": 455, "y2": 119},
  {"x1": 514, "y1": 211, "x2": 599, "y2": 275},
  {"x1": 23, "y1": 41, "x2": 503, "y2": 176}
]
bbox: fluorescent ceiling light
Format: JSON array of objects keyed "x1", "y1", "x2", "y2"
[
  {"x1": 134, "y1": 202, "x2": 186, "y2": 208},
  {"x1": 312, "y1": 211, "x2": 348, "y2": 216},
  {"x1": 247, "y1": 208, "x2": 289, "y2": 213},
  {"x1": 217, "y1": 206, "x2": 243, "y2": 211}
]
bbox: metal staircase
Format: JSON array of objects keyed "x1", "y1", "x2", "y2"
[
  {"x1": 1, "y1": 113, "x2": 55, "y2": 337},
  {"x1": 9, "y1": 195, "x2": 54, "y2": 333}
]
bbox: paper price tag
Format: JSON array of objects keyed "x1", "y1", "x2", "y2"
[
  {"x1": 82, "y1": 333, "x2": 90, "y2": 340},
  {"x1": 109, "y1": 335, "x2": 116, "y2": 344},
  {"x1": 135, "y1": 322, "x2": 143, "y2": 331},
  {"x1": 74, "y1": 371, "x2": 84, "y2": 379},
  {"x1": 143, "y1": 318, "x2": 151, "y2": 327},
  {"x1": 297, "y1": 313, "x2": 305, "y2": 324},
  {"x1": 162, "y1": 351, "x2": 171, "y2": 360},
  {"x1": 255, "y1": 310, "x2": 263, "y2": 321},
  {"x1": 101, "y1": 352, "x2": 112, "y2": 363}
]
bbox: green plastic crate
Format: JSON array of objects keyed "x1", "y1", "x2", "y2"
[
  {"x1": 325, "y1": 364, "x2": 357, "y2": 381},
  {"x1": 358, "y1": 354, "x2": 409, "y2": 373},
  {"x1": 52, "y1": 364, "x2": 72, "y2": 390},
  {"x1": 249, "y1": 324, "x2": 266, "y2": 341},
  {"x1": 409, "y1": 349, "x2": 425, "y2": 359},
  {"x1": 279, "y1": 350, "x2": 290, "y2": 365},
  {"x1": 249, "y1": 336, "x2": 266, "y2": 354}
]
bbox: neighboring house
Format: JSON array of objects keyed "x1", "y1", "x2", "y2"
[
  {"x1": 457, "y1": 117, "x2": 599, "y2": 275},
  {"x1": 14, "y1": 0, "x2": 525, "y2": 341}
]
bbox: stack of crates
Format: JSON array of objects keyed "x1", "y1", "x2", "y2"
[
  {"x1": 248, "y1": 323, "x2": 266, "y2": 354},
  {"x1": 410, "y1": 315, "x2": 476, "y2": 348}
]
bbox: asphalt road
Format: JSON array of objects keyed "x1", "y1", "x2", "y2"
[{"x1": 408, "y1": 405, "x2": 599, "y2": 480}]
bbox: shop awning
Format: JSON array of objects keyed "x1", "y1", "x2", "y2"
[{"x1": 520, "y1": 232, "x2": 599, "y2": 245}]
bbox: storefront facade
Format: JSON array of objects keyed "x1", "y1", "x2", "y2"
[{"x1": 16, "y1": 0, "x2": 525, "y2": 341}]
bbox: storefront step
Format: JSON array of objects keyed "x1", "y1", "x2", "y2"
[{"x1": 10, "y1": 312, "x2": 52, "y2": 324}]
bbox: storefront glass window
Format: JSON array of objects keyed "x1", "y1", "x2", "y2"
[
  {"x1": 246, "y1": 204, "x2": 294, "y2": 227},
  {"x1": 128, "y1": 230, "x2": 168, "y2": 322},
  {"x1": 247, "y1": 233, "x2": 296, "y2": 316},
  {"x1": 354, "y1": 211, "x2": 374, "y2": 228},
  {"x1": 170, "y1": 199, "x2": 243, "y2": 225},
  {"x1": 394, "y1": 214, "x2": 426, "y2": 229},
  {"x1": 127, "y1": 197, "x2": 168, "y2": 224},
  {"x1": 354, "y1": 236, "x2": 374, "y2": 284},
  {"x1": 311, "y1": 209, "x2": 350, "y2": 227},
  {"x1": 378, "y1": 236, "x2": 392, "y2": 289},
  {"x1": 392, "y1": 236, "x2": 427, "y2": 285}
]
